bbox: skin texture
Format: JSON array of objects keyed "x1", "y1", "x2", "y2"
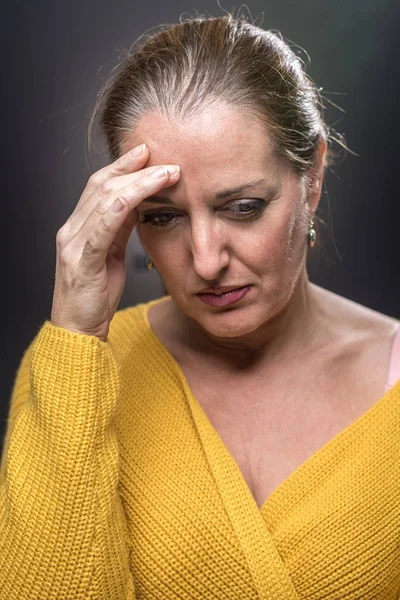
[
  {"x1": 120, "y1": 104, "x2": 327, "y2": 368},
  {"x1": 119, "y1": 105, "x2": 397, "y2": 513}
]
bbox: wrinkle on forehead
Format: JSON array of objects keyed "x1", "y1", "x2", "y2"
[
  {"x1": 123, "y1": 104, "x2": 276, "y2": 166},
  {"x1": 121, "y1": 105, "x2": 297, "y2": 205}
]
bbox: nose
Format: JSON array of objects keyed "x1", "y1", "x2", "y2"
[{"x1": 190, "y1": 219, "x2": 230, "y2": 281}]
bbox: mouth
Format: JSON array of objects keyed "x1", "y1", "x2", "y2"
[
  {"x1": 196, "y1": 285, "x2": 252, "y2": 307},
  {"x1": 196, "y1": 285, "x2": 250, "y2": 296}
]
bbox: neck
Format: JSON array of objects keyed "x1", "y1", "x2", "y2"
[{"x1": 175, "y1": 272, "x2": 326, "y2": 371}]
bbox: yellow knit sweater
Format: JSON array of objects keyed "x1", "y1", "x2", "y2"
[{"x1": 1, "y1": 295, "x2": 399, "y2": 599}]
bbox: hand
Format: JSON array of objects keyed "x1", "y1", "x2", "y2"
[{"x1": 50, "y1": 143, "x2": 180, "y2": 341}]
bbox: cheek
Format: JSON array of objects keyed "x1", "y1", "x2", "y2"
[
  {"x1": 137, "y1": 225, "x2": 183, "y2": 274},
  {"x1": 246, "y1": 207, "x2": 306, "y2": 271},
  {"x1": 137, "y1": 224, "x2": 152, "y2": 248},
  {"x1": 137, "y1": 225, "x2": 167, "y2": 257},
  {"x1": 245, "y1": 217, "x2": 292, "y2": 267}
]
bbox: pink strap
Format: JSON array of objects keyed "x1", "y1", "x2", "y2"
[{"x1": 385, "y1": 323, "x2": 400, "y2": 392}]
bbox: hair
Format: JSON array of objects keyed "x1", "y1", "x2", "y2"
[{"x1": 87, "y1": 11, "x2": 351, "y2": 248}]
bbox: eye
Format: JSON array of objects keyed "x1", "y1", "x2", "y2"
[
  {"x1": 223, "y1": 199, "x2": 265, "y2": 219},
  {"x1": 139, "y1": 199, "x2": 266, "y2": 230},
  {"x1": 139, "y1": 211, "x2": 181, "y2": 229}
]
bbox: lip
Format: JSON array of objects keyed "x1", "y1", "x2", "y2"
[
  {"x1": 197, "y1": 285, "x2": 252, "y2": 307},
  {"x1": 197, "y1": 285, "x2": 250, "y2": 295}
]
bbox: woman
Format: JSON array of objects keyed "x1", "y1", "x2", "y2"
[{"x1": 1, "y1": 13, "x2": 399, "y2": 600}]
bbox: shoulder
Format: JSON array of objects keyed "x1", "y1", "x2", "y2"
[
  {"x1": 310, "y1": 284, "x2": 399, "y2": 396},
  {"x1": 311, "y1": 284, "x2": 399, "y2": 360}
]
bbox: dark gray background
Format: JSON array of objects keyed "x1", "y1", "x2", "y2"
[{"x1": 1, "y1": 0, "x2": 399, "y2": 448}]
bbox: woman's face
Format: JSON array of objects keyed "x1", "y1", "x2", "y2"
[{"x1": 124, "y1": 104, "x2": 325, "y2": 339}]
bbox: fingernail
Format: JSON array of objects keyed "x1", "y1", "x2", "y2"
[
  {"x1": 112, "y1": 197, "x2": 126, "y2": 213},
  {"x1": 130, "y1": 143, "x2": 146, "y2": 158},
  {"x1": 167, "y1": 165, "x2": 180, "y2": 176}
]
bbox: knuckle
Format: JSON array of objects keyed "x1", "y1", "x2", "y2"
[
  {"x1": 138, "y1": 166, "x2": 157, "y2": 180},
  {"x1": 108, "y1": 241, "x2": 124, "y2": 260},
  {"x1": 111, "y1": 155, "x2": 125, "y2": 173},
  {"x1": 56, "y1": 227, "x2": 67, "y2": 247},
  {"x1": 100, "y1": 215, "x2": 115, "y2": 234},
  {"x1": 87, "y1": 172, "x2": 100, "y2": 188},
  {"x1": 132, "y1": 176, "x2": 146, "y2": 193},
  {"x1": 99, "y1": 179, "x2": 114, "y2": 196},
  {"x1": 84, "y1": 234, "x2": 99, "y2": 257},
  {"x1": 96, "y1": 199, "x2": 110, "y2": 216}
]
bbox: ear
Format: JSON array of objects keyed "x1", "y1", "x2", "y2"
[{"x1": 307, "y1": 138, "x2": 327, "y2": 214}]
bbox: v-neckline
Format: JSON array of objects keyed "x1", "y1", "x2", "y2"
[{"x1": 138, "y1": 296, "x2": 400, "y2": 514}]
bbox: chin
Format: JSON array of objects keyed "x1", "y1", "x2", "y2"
[{"x1": 194, "y1": 304, "x2": 264, "y2": 339}]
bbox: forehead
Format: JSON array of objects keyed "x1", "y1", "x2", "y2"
[{"x1": 121, "y1": 104, "x2": 283, "y2": 182}]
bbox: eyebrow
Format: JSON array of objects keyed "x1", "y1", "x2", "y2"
[{"x1": 141, "y1": 178, "x2": 271, "y2": 205}]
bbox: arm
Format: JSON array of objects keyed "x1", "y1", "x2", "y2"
[{"x1": 0, "y1": 321, "x2": 136, "y2": 599}]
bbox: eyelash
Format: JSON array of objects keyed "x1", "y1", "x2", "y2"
[{"x1": 139, "y1": 200, "x2": 265, "y2": 230}]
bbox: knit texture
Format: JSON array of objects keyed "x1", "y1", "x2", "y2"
[{"x1": 1, "y1": 295, "x2": 399, "y2": 599}]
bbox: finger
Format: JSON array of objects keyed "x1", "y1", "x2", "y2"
[
  {"x1": 66, "y1": 163, "x2": 180, "y2": 240},
  {"x1": 72, "y1": 143, "x2": 150, "y2": 217},
  {"x1": 78, "y1": 167, "x2": 179, "y2": 275},
  {"x1": 90, "y1": 143, "x2": 149, "y2": 188},
  {"x1": 111, "y1": 207, "x2": 138, "y2": 257},
  {"x1": 105, "y1": 167, "x2": 181, "y2": 255}
]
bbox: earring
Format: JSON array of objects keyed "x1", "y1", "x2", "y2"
[
  {"x1": 308, "y1": 217, "x2": 316, "y2": 248},
  {"x1": 146, "y1": 256, "x2": 154, "y2": 270}
]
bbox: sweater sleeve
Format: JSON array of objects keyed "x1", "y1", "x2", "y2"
[{"x1": 0, "y1": 321, "x2": 136, "y2": 599}]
